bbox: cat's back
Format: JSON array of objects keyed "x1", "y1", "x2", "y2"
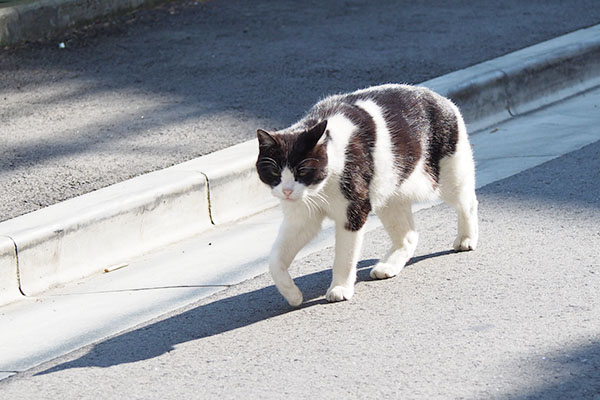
[
  {"x1": 306, "y1": 84, "x2": 465, "y2": 206},
  {"x1": 313, "y1": 83, "x2": 451, "y2": 117},
  {"x1": 307, "y1": 83, "x2": 460, "y2": 161},
  {"x1": 306, "y1": 84, "x2": 458, "y2": 143}
]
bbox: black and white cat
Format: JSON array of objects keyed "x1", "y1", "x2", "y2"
[{"x1": 256, "y1": 84, "x2": 478, "y2": 306}]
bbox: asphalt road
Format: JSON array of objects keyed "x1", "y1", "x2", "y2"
[
  {"x1": 1, "y1": 0, "x2": 600, "y2": 221},
  {"x1": 1, "y1": 133, "x2": 598, "y2": 399}
]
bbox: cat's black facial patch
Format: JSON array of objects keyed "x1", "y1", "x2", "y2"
[
  {"x1": 288, "y1": 121, "x2": 328, "y2": 186},
  {"x1": 256, "y1": 122, "x2": 329, "y2": 188},
  {"x1": 256, "y1": 129, "x2": 285, "y2": 187}
]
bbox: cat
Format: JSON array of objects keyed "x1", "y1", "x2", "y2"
[{"x1": 256, "y1": 84, "x2": 478, "y2": 306}]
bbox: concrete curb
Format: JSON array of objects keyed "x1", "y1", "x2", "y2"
[
  {"x1": 0, "y1": 167, "x2": 211, "y2": 298},
  {"x1": 1, "y1": 24, "x2": 599, "y2": 305},
  {"x1": 0, "y1": 0, "x2": 160, "y2": 45},
  {"x1": 170, "y1": 140, "x2": 278, "y2": 225},
  {"x1": 0, "y1": 236, "x2": 20, "y2": 305},
  {"x1": 425, "y1": 24, "x2": 600, "y2": 131}
]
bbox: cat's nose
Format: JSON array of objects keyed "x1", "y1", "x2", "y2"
[{"x1": 282, "y1": 189, "x2": 293, "y2": 198}]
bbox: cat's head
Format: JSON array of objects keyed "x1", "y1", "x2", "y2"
[{"x1": 256, "y1": 120, "x2": 328, "y2": 201}]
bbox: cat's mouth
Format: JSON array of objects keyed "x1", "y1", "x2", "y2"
[
  {"x1": 272, "y1": 191, "x2": 299, "y2": 201},
  {"x1": 277, "y1": 187, "x2": 303, "y2": 201}
]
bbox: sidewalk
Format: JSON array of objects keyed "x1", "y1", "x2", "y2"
[{"x1": 0, "y1": 88, "x2": 598, "y2": 397}]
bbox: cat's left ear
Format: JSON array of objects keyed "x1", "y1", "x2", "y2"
[{"x1": 306, "y1": 120, "x2": 328, "y2": 147}]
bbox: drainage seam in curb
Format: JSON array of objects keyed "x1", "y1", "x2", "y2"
[
  {"x1": 498, "y1": 69, "x2": 517, "y2": 118},
  {"x1": 2, "y1": 234, "x2": 26, "y2": 297},
  {"x1": 200, "y1": 172, "x2": 215, "y2": 225}
]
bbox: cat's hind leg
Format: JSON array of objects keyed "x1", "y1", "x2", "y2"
[
  {"x1": 371, "y1": 200, "x2": 418, "y2": 279},
  {"x1": 270, "y1": 207, "x2": 324, "y2": 306},
  {"x1": 448, "y1": 190, "x2": 478, "y2": 252},
  {"x1": 439, "y1": 135, "x2": 479, "y2": 251}
]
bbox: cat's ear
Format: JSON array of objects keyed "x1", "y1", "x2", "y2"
[
  {"x1": 306, "y1": 120, "x2": 328, "y2": 147},
  {"x1": 257, "y1": 129, "x2": 276, "y2": 148}
]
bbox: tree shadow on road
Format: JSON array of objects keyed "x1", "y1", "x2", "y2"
[
  {"x1": 3, "y1": 0, "x2": 600, "y2": 222},
  {"x1": 499, "y1": 341, "x2": 600, "y2": 400},
  {"x1": 4, "y1": 0, "x2": 600, "y2": 173}
]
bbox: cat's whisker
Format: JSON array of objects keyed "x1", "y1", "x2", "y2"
[
  {"x1": 306, "y1": 197, "x2": 317, "y2": 210},
  {"x1": 311, "y1": 194, "x2": 329, "y2": 210},
  {"x1": 301, "y1": 196, "x2": 309, "y2": 215},
  {"x1": 299, "y1": 157, "x2": 319, "y2": 163},
  {"x1": 257, "y1": 158, "x2": 280, "y2": 168},
  {"x1": 309, "y1": 195, "x2": 324, "y2": 216},
  {"x1": 314, "y1": 192, "x2": 330, "y2": 207},
  {"x1": 302, "y1": 196, "x2": 316, "y2": 218}
]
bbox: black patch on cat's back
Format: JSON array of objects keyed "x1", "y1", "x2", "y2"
[
  {"x1": 421, "y1": 91, "x2": 460, "y2": 181},
  {"x1": 368, "y1": 86, "x2": 459, "y2": 183},
  {"x1": 337, "y1": 104, "x2": 376, "y2": 232},
  {"x1": 369, "y1": 89, "x2": 423, "y2": 181},
  {"x1": 301, "y1": 100, "x2": 377, "y2": 231}
]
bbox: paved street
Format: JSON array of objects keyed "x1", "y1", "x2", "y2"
[
  {"x1": 1, "y1": 91, "x2": 599, "y2": 397},
  {"x1": 1, "y1": 1, "x2": 600, "y2": 398},
  {"x1": 1, "y1": 0, "x2": 600, "y2": 221}
]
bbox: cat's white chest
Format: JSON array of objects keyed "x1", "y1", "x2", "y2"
[{"x1": 317, "y1": 175, "x2": 350, "y2": 222}]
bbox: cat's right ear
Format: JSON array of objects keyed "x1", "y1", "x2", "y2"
[
  {"x1": 307, "y1": 120, "x2": 329, "y2": 147},
  {"x1": 257, "y1": 129, "x2": 276, "y2": 148}
]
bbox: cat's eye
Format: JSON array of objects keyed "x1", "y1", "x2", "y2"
[{"x1": 271, "y1": 171, "x2": 280, "y2": 177}]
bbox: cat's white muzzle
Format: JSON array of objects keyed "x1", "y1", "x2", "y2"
[
  {"x1": 272, "y1": 182, "x2": 306, "y2": 201},
  {"x1": 271, "y1": 167, "x2": 307, "y2": 201}
]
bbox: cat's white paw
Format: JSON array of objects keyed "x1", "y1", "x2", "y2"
[
  {"x1": 326, "y1": 285, "x2": 354, "y2": 302},
  {"x1": 453, "y1": 236, "x2": 477, "y2": 252},
  {"x1": 370, "y1": 262, "x2": 403, "y2": 280},
  {"x1": 281, "y1": 285, "x2": 303, "y2": 307}
]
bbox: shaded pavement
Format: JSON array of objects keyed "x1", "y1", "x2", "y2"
[{"x1": 1, "y1": 0, "x2": 600, "y2": 221}]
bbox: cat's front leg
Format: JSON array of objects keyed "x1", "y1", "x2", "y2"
[
  {"x1": 270, "y1": 210, "x2": 324, "y2": 306},
  {"x1": 326, "y1": 224, "x2": 364, "y2": 302}
]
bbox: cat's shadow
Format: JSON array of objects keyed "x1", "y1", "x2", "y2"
[
  {"x1": 36, "y1": 249, "x2": 454, "y2": 375},
  {"x1": 352, "y1": 249, "x2": 454, "y2": 290}
]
